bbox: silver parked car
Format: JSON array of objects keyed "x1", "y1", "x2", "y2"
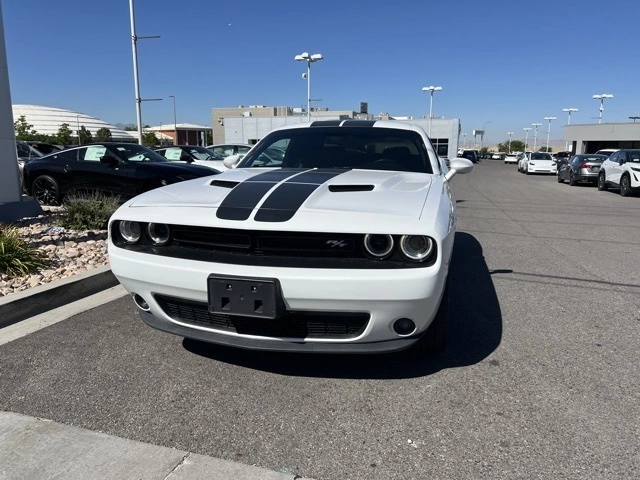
[{"x1": 557, "y1": 154, "x2": 607, "y2": 186}]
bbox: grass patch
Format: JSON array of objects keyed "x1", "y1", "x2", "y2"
[
  {"x1": 0, "y1": 226, "x2": 48, "y2": 276},
  {"x1": 59, "y1": 192, "x2": 121, "y2": 231}
]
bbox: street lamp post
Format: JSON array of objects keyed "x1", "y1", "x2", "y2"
[
  {"x1": 295, "y1": 52, "x2": 323, "y2": 121},
  {"x1": 544, "y1": 117, "x2": 556, "y2": 152},
  {"x1": 507, "y1": 132, "x2": 514, "y2": 153},
  {"x1": 532, "y1": 123, "x2": 542, "y2": 151},
  {"x1": 481, "y1": 121, "x2": 492, "y2": 148},
  {"x1": 523, "y1": 127, "x2": 531, "y2": 152},
  {"x1": 461, "y1": 132, "x2": 467, "y2": 148},
  {"x1": 592, "y1": 94, "x2": 613, "y2": 124},
  {"x1": 421, "y1": 85, "x2": 442, "y2": 137},
  {"x1": 169, "y1": 95, "x2": 177, "y2": 145},
  {"x1": 562, "y1": 108, "x2": 578, "y2": 151}
]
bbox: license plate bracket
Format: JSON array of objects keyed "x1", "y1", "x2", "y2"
[{"x1": 208, "y1": 275, "x2": 284, "y2": 319}]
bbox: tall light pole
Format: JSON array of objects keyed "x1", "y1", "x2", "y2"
[
  {"x1": 129, "y1": 0, "x2": 161, "y2": 144},
  {"x1": 532, "y1": 123, "x2": 542, "y2": 151},
  {"x1": 544, "y1": 117, "x2": 556, "y2": 152},
  {"x1": 523, "y1": 127, "x2": 531, "y2": 152},
  {"x1": 562, "y1": 107, "x2": 578, "y2": 151},
  {"x1": 461, "y1": 132, "x2": 467, "y2": 148},
  {"x1": 421, "y1": 85, "x2": 442, "y2": 137},
  {"x1": 592, "y1": 94, "x2": 613, "y2": 124},
  {"x1": 507, "y1": 132, "x2": 514, "y2": 153},
  {"x1": 169, "y1": 95, "x2": 177, "y2": 145},
  {"x1": 295, "y1": 52, "x2": 323, "y2": 121},
  {"x1": 481, "y1": 121, "x2": 492, "y2": 148}
]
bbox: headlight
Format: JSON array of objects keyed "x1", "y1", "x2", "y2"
[
  {"x1": 400, "y1": 235, "x2": 434, "y2": 261},
  {"x1": 119, "y1": 221, "x2": 142, "y2": 244},
  {"x1": 364, "y1": 234, "x2": 394, "y2": 258},
  {"x1": 147, "y1": 223, "x2": 170, "y2": 245}
]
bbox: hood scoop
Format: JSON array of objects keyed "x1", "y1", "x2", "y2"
[
  {"x1": 210, "y1": 179, "x2": 240, "y2": 189},
  {"x1": 328, "y1": 184, "x2": 374, "y2": 192}
]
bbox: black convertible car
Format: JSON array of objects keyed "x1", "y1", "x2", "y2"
[{"x1": 23, "y1": 143, "x2": 217, "y2": 205}]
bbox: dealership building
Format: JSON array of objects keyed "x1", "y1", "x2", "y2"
[
  {"x1": 211, "y1": 104, "x2": 461, "y2": 160},
  {"x1": 565, "y1": 122, "x2": 640, "y2": 154}
]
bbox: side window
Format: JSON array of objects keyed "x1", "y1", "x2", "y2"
[
  {"x1": 609, "y1": 152, "x2": 619, "y2": 163},
  {"x1": 79, "y1": 146, "x2": 107, "y2": 162},
  {"x1": 162, "y1": 147, "x2": 184, "y2": 161},
  {"x1": 630, "y1": 152, "x2": 640, "y2": 163}
]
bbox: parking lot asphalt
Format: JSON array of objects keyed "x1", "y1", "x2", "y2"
[{"x1": 1, "y1": 160, "x2": 639, "y2": 480}]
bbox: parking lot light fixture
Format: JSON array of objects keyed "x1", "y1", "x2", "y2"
[
  {"x1": 523, "y1": 127, "x2": 531, "y2": 152},
  {"x1": 295, "y1": 52, "x2": 323, "y2": 121},
  {"x1": 481, "y1": 121, "x2": 492, "y2": 148},
  {"x1": 507, "y1": 132, "x2": 514, "y2": 153},
  {"x1": 592, "y1": 94, "x2": 613, "y2": 124},
  {"x1": 421, "y1": 85, "x2": 442, "y2": 137},
  {"x1": 562, "y1": 108, "x2": 578, "y2": 150},
  {"x1": 544, "y1": 117, "x2": 556, "y2": 152},
  {"x1": 532, "y1": 123, "x2": 542, "y2": 151},
  {"x1": 169, "y1": 95, "x2": 177, "y2": 145}
]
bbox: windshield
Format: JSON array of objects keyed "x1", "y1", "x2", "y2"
[
  {"x1": 238, "y1": 127, "x2": 433, "y2": 174},
  {"x1": 116, "y1": 144, "x2": 169, "y2": 162},
  {"x1": 187, "y1": 146, "x2": 224, "y2": 161},
  {"x1": 531, "y1": 152, "x2": 552, "y2": 160}
]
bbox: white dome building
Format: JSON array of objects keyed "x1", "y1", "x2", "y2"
[{"x1": 12, "y1": 104, "x2": 136, "y2": 142}]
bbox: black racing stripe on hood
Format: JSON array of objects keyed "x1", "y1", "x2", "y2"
[
  {"x1": 216, "y1": 169, "x2": 308, "y2": 220},
  {"x1": 310, "y1": 120, "x2": 342, "y2": 127},
  {"x1": 340, "y1": 120, "x2": 376, "y2": 127},
  {"x1": 254, "y1": 169, "x2": 350, "y2": 222}
]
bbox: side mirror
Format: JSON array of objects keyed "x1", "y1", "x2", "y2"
[
  {"x1": 223, "y1": 154, "x2": 242, "y2": 169},
  {"x1": 100, "y1": 154, "x2": 118, "y2": 165},
  {"x1": 444, "y1": 157, "x2": 474, "y2": 181}
]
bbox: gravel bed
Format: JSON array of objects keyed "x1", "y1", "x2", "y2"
[{"x1": 0, "y1": 207, "x2": 109, "y2": 297}]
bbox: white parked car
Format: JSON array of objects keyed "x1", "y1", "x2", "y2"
[
  {"x1": 504, "y1": 153, "x2": 519, "y2": 164},
  {"x1": 154, "y1": 145, "x2": 224, "y2": 171},
  {"x1": 522, "y1": 152, "x2": 556, "y2": 175},
  {"x1": 597, "y1": 149, "x2": 640, "y2": 196},
  {"x1": 518, "y1": 152, "x2": 532, "y2": 172},
  {"x1": 108, "y1": 120, "x2": 473, "y2": 354}
]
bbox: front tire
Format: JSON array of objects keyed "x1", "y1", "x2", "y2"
[
  {"x1": 31, "y1": 175, "x2": 61, "y2": 205},
  {"x1": 558, "y1": 172, "x2": 564, "y2": 183},
  {"x1": 597, "y1": 172, "x2": 608, "y2": 191},
  {"x1": 569, "y1": 172, "x2": 576, "y2": 186},
  {"x1": 620, "y1": 175, "x2": 632, "y2": 196}
]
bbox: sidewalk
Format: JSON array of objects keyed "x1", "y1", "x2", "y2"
[
  {"x1": 0, "y1": 268, "x2": 313, "y2": 480},
  {"x1": 0, "y1": 411, "x2": 305, "y2": 480}
]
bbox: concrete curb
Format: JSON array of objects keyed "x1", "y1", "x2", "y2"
[{"x1": 0, "y1": 265, "x2": 119, "y2": 328}]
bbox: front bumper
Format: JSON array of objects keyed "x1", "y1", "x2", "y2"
[
  {"x1": 527, "y1": 164, "x2": 557, "y2": 174},
  {"x1": 109, "y1": 243, "x2": 448, "y2": 352}
]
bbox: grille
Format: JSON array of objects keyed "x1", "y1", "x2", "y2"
[{"x1": 155, "y1": 294, "x2": 369, "y2": 339}]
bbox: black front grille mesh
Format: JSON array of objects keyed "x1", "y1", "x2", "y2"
[{"x1": 155, "y1": 294, "x2": 369, "y2": 339}]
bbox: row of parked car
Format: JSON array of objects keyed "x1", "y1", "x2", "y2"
[
  {"x1": 16, "y1": 141, "x2": 253, "y2": 205},
  {"x1": 508, "y1": 147, "x2": 640, "y2": 197}
]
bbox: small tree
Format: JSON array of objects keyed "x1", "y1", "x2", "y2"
[
  {"x1": 78, "y1": 125, "x2": 92, "y2": 145},
  {"x1": 95, "y1": 127, "x2": 112, "y2": 142},
  {"x1": 497, "y1": 139, "x2": 525, "y2": 153},
  {"x1": 56, "y1": 123, "x2": 73, "y2": 146},
  {"x1": 14, "y1": 115, "x2": 37, "y2": 140},
  {"x1": 123, "y1": 124, "x2": 137, "y2": 131},
  {"x1": 142, "y1": 131, "x2": 157, "y2": 147}
]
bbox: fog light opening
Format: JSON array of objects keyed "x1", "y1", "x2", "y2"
[
  {"x1": 393, "y1": 318, "x2": 416, "y2": 336},
  {"x1": 132, "y1": 293, "x2": 150, "y2": 311}
]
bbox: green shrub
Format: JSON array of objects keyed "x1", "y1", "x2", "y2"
[
  {"x1": 0, "y1": 226, "x2": 48, "y2": 276},
  {"x1": 59, "y1": 192, "x2": 121, "y2": 230}
]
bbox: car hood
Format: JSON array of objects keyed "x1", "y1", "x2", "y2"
[{"x1": 128, "y1": 168, "x2": 434, "y2": 223}]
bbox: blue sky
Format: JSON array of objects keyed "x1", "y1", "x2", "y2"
[{"x1": 4, "y1": 0, "x2": 639, "y2": 145}]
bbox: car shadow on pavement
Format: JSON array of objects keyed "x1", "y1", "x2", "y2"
[{"x1": 183, "y1": 232, "x2": 502, "y2": 379}]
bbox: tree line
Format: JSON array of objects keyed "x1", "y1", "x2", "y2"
[{"x1": 13, "y1": 115, "x2": 158, "y2": 146}]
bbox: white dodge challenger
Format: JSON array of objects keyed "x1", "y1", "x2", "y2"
[{"x1": 108, "y1": 120, "x2": 473, "y2": 354}]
